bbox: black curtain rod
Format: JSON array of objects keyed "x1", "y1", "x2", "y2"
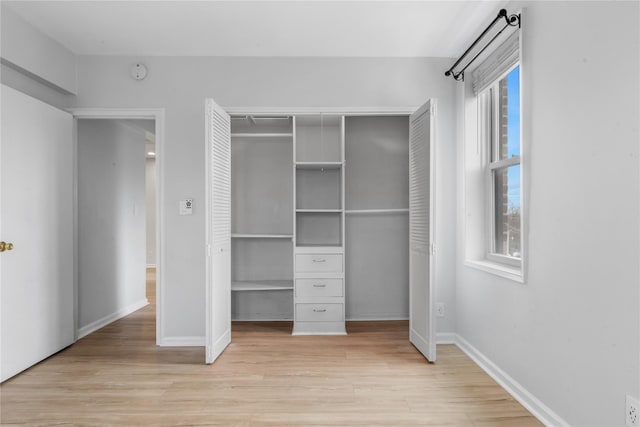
[{"x1": 444, "y1": 9, "x2": 520, "y2": 82}]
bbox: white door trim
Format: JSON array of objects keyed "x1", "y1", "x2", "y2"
[{"x1": 70, "y1": 107, "x2": 165, "y2": 346}]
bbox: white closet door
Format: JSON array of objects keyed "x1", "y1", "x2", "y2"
[
  {"x1": 1, "y1": 85, "x2": 74, "y2": 381},
  {"x1": 409, "y1": 99, "x2": 436, "y2": 362},
  {"x1": 205, "y1": 99, "x2": 231, "y2": 364}
]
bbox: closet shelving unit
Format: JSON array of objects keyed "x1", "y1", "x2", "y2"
[
  {"x1": 230, "y1": 116, "x2": 295, "y2": 301},
  {"x1": 293, "y1": 115, "x2": 346, "y2": 335}
]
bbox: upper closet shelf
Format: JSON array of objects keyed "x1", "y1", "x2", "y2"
[
  {"x1": 232, "y1": 233, "x2": 293, "y2": 239},
  {"x1": 295, "y1": 161, "x2": 343, "y2": 170}
]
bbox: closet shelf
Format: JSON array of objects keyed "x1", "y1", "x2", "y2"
[
  {"x1": 231, "y1": 280, "x2": 294, "y2": 292},
  {"x1": 345, "y1": 208, "x2": 409, "y2": 214},
  {"x1": 296, "y1": 209, "x2": 342, "y2": 213},
  {"x1": 232, "y1": 234, "x2": 293, "y2": 239},
  {"x1": 295, "y1": 162, "x2": 342, "y2": 170},
  {"x1": 231, "y1": 133, "x2": 293, "y2": 138}
]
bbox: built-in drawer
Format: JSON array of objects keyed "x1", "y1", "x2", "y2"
[
  {"x1": 295, "y1": 303, "x2": 344, "y2": 322},
  {"x1": 295, "y1": 254, "x2": 343, "y2": 273},
  {"x1": 295, "y1": 278, "x2": 343, "y2": 297}
]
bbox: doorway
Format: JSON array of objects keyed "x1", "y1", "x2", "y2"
[{"x1": 73, "y1": 109, "x2": 164, "y2": 345}]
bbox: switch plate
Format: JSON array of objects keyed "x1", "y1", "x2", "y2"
[
  {"x1": 436, "y1": 302, "x2": 445, "y2": 317},
  {"x1": 179, "y1": 199, "x2": 193, "y2": 215}
]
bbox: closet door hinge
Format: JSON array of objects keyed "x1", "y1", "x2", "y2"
[
  {"x1": 206, "y1": 244, "x2": 212, "y2": 257},
  {"x1": 430, "y1": 243, "x2": 436, "y2": 255},
  {"x1": 430, "y1": 104, "x2": 437, "y2": 117}
]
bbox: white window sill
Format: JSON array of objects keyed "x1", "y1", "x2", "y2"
[{"x1": 464, "y1": 259, "x2": 525, "y2": 283}]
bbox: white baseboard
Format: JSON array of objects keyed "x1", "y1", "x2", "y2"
[
  {"x1": 436, "y1": 332, "x2": 456, "y2": 344},
  {"x1": 77, "y1": 299, "x2": 149, "y2": 339},
  {"x1": 146, "y1": 264, "x2": 156, "y2": 268},
  {"x1": 454, "y1": 334, "x2": 569, "y2": 427},
  {"x1": 346, "y1": 316, "x2": 409, "y2": 321},
  {"x1": 159, "y1": 336, "x2": 205, "y2": 347}
]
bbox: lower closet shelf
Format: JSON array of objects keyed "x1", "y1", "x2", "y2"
[{"x1": 231, "y1": 280, "x2": 294, "y2": 292}]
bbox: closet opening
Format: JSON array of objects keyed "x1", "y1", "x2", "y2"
[{"x1": 208, "y1": 103, "x2": 435, "y2": 364}]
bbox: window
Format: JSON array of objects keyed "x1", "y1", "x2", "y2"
[
  {"x1": 464, "y1": 30, "x2": 523, "y2": 281},
  {"x1": 482, "y1": 66, "x2": 521, "y2": 266}
]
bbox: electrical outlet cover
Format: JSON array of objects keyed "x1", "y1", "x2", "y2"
[{"x1": 627, "y1": 395, "x2": 639, "y2": 427}]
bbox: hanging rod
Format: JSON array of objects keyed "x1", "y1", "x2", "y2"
[{"x1": 444, "y1": 9, "x2": 520, "y2": 82}]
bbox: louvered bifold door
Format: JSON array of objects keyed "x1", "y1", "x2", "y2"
[
  {"x1": 205, "y1": 99, "x2": 231, "y2": 364},
  {"x1": 409, "y1": 99, "x2": 436, "y2": 362}
]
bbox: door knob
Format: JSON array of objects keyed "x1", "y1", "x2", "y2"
[{"x1": 0, "y1": 242, "x2": 14, "y2": 252}]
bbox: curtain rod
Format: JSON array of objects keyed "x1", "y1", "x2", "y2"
[{"x1": 444, "y1": 9, "x2": 520, "y2": 82}]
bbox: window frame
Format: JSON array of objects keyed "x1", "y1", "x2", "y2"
[{"x1": 480, "y1": 63, "x2": 523, "y2": 272}]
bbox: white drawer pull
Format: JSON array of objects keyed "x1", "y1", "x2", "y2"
[
  {"x1": 313, "y1": 308, "x2": 327, "y2": 313},
  {"x1": 312, "y1": 284, "x2": 326, "y2": 288},
  {"x1": 312, "y1": 258, "x2": 326, "y2": 263}
]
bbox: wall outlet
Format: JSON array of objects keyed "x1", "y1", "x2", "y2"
[
  {"x1": 627, "y1": 395, "x2": 639, "y2": 427},
  {"x1": 435, "y1": 302, "x2": 445, "y2": 318}
]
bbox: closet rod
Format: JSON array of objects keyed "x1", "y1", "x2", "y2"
[{"x1": 444, "y1": 9, "x2": 520, "y2": 82}]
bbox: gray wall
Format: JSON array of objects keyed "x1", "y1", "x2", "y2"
[
  {"x1": 74, "y1": 56, "x2": 459, "y2": 341},
  {"x1": 77, "y1": 119, "x2": 147, "y2": 332},
  {"x1": 455, "y1": 2, "x2": 639, "y2": 425}
]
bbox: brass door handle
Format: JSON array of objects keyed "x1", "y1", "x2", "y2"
[{"x1": 0, "y1": 242, "x2": 14, "y2": 252}]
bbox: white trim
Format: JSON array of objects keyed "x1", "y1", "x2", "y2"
[
  {"x1": 146, "y1": 263, "x2": 157, "y2": 268},
  {"x1": 71, "y1": 108, "x2": 165, "y2": 346},
  {"x1": 489, "y1": 155, "x2": 520, "y2": 170},
  {"x1": 159, "y1": 336, "x2": 206, "y2": 347},
  {"x1": 464, "y1": 259, "x2": 524, "y2": 283},
  {"x1": 72, "y1": 114, "x2": 79, "y2": 342},
  {"x1": 346, "y1": 316, "x2": 409, "y2": 321},
  {"x1": 223, "y1": 106, "x2": 417, "y2": 116},
  {"x1": 77, "y1": 299, "x2": 148, "y2": 339},
  {"x1": 436, "y1": 332, "x2": 456, "y2": 344},
  {"x1": 455, "y1": 334, "x2": 569, "y2": 427},
  {"x1": 291, "y1": 332, "x2": 347, "y2": 336}
]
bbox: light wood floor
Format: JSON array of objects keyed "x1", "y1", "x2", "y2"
[{"x1": 0, "y1": 269, "x2": 541, "y2": 426}]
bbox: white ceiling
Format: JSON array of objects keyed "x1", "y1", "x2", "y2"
[{"x1": 4, "y1": 1, "x2": 507, "y2": 58}]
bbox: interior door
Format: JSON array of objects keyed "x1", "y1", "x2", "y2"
[
  {"x1": 1, "y1": 85, "x2": 75, "y2": 381},
  {"x1": 409, "y1": 99, "x2": 436, "y2": 362},
  {"x1": 204, "y1": 98, "x2": 231, "y2": 364}
]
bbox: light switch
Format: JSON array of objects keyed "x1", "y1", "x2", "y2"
[{"x1": 179, "y1": 199, "x2": 193, "y2": 215}]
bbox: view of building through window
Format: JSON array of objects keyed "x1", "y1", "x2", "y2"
[{"x1": 493, "y1": 66, "x2": 520, "y2": 258}]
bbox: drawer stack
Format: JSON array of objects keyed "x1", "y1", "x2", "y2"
[{"x1": 293, "y1": 249, "x2": 345, "y2": 334}]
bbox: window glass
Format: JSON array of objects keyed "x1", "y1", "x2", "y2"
[
  {"x1": 495, "y1": 66, "x2": 520, "y2": 161},
  {"x1": 493, "y1": 164, "x2": 521, "y2": 258}
]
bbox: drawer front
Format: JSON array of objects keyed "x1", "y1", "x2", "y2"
[
  {"x1": 296, "y1": 278, "x2": 343, "y2": 297},
  {"x1": 296, "y1": 303, "x2": 344, "y2": 322},
  {"x1": 295, "y1": 254, "x2": 343, "y2": 273}
]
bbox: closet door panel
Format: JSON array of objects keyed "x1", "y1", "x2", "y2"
[
  {"x1": 409, "y1": 99, "x2": 436, "y2": 362},
  {"x1": 345, "y1": 116, "x2": 409, "y2": 210},
  {"x1": 205, "y1": 98, "x2": 232, "y2": 364}
]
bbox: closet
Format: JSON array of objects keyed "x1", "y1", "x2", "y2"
[{"x1": 205, "y1": 99, "x2": 436, "y2": 363}]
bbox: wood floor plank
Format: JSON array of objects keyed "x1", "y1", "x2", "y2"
[{"x1": 0, "y1": 269, "x2": 541, "y2": 426}]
